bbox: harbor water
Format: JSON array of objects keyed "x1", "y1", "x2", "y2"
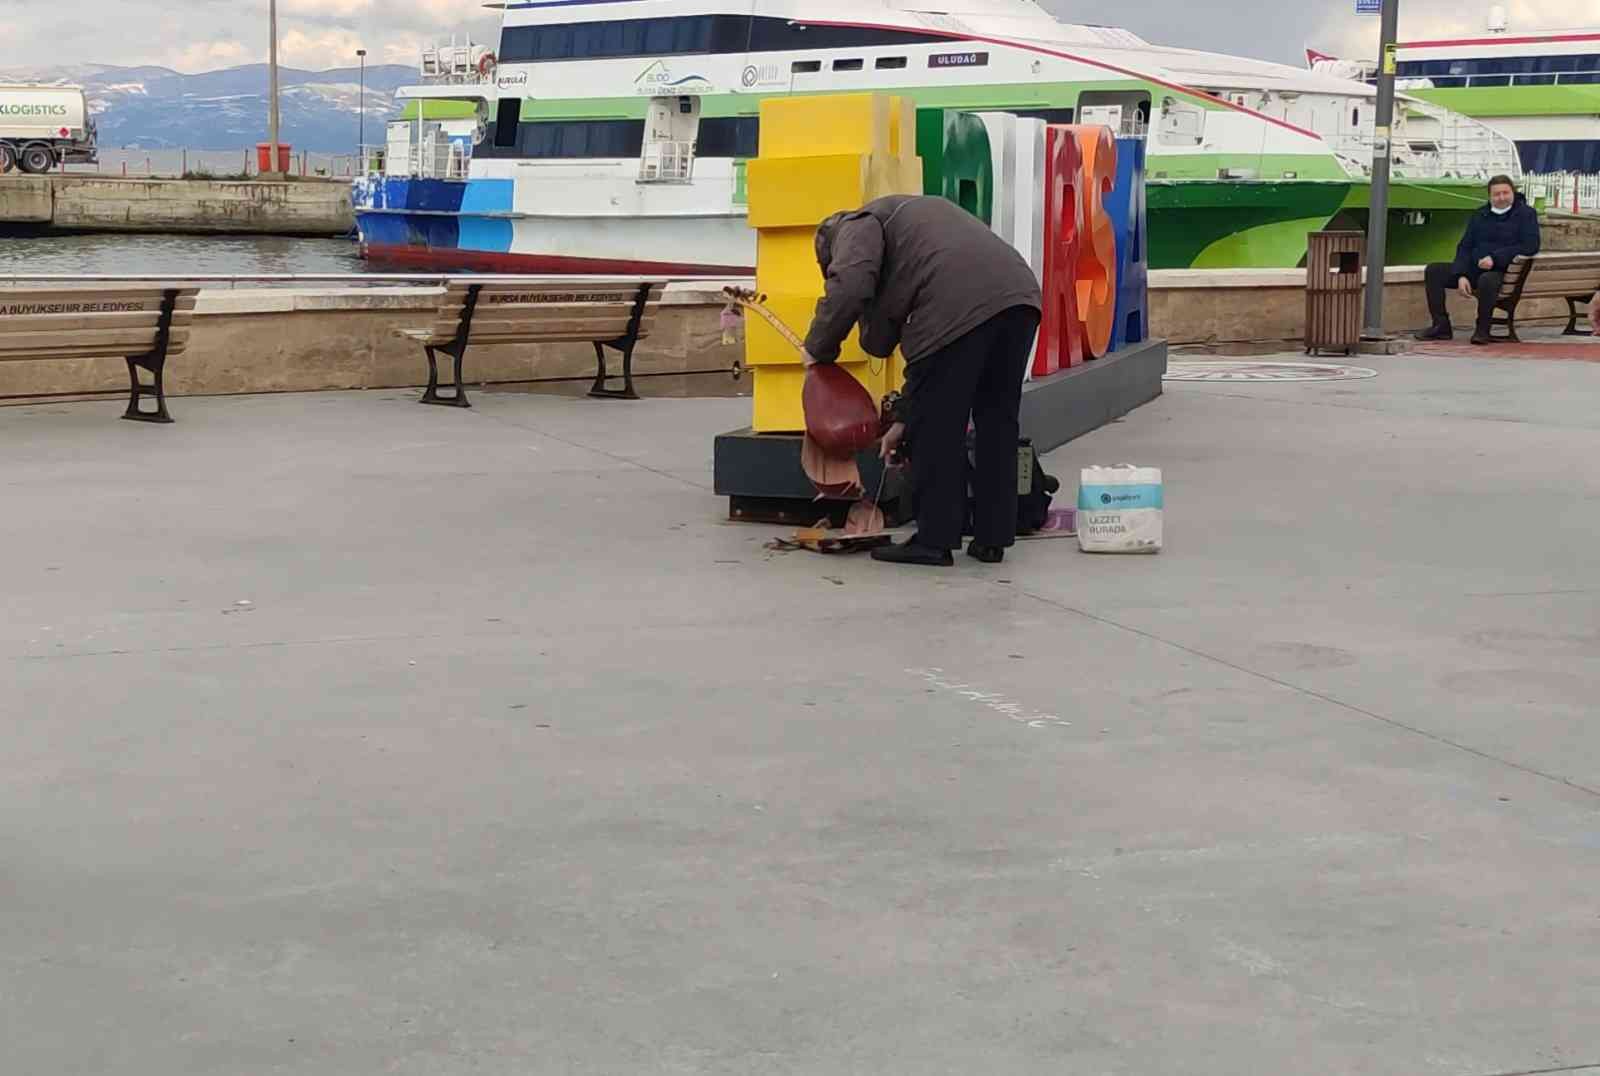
[{"x1": 0, "y1": 234, "x2": 364, "y2": 278}]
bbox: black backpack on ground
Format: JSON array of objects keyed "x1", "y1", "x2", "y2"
[
  {"x1": 963, "y1": 435, "x2": 1060, "y2": 537},
  {"x1": 885, "y1": 394, "x2": 1059, "y2": 534}
]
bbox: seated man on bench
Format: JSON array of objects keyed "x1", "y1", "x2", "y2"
[{"x1": 1415, "y1": 175, "x2": 1541, "y2": 346}]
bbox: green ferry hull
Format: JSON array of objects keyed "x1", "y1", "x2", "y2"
[{"x1": 1148, "y1": 179, "x2": 1488, "y2": 269}]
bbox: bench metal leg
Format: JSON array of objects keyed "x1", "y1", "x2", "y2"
[
  {"x1": 589, "y1": 341, "x2": 639, "y2": 401},
  {"x1": 590, "y1": 283, "x2": 650, "y2": 401},
  {"x1": 421, "y1": 344, "x2": 471, "y2": 408},
  {"x1": 122, "y1": 355, "x2": 173, "y2": 424},
  {"x1": 1563, "y1": 298, "x2": 1594, "y2": 337},
  {"x1": 1491, "y1": 305, "x2": 1520, "y2": 342}
]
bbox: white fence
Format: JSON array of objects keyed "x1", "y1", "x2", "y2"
[
  {"x1": 363, "y1": 141, "x2": 468, "y2": 181},
  {"x1": 1525, "y1": 172, "x2": 1600, "y2": 214},
  {"x1": 61, "y1": 148, "x2": 363, "y2": 180},
  {"x1": 638, "y1": 141, "x2": 695, "y2": 183}
]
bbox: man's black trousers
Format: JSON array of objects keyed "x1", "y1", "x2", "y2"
[
  {"x1": 901, "y1": 305, "x2": 1041, "y2": 551},
  {"x1": 1424, "y1": 262, "x2": 1503, "y2": 333}
]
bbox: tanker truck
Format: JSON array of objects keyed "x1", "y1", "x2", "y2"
[{"x1": 0, "y1": 85, "x2": 97, "y2": 173}]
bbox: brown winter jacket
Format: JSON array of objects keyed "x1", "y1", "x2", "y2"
[{"x1": 802, "y1": 195, "x2": 1042, "y2": 366}]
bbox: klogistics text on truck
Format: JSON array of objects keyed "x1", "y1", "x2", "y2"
[{"x1": 0, "y1": 85, "x2": 97, "y2": 174}]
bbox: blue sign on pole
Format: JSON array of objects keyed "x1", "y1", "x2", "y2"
[{"x1": 1356, "y1": 0, "x2": 1380, "y2": 12}]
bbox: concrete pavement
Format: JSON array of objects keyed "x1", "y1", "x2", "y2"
[{"x1": 3, "y1": 356, "x2": 1599, "y2": 1075}]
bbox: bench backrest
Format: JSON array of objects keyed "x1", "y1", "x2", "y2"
[
  {"x1": 0, "y1": 287, "x2": 199, "y2": 363},
  {"x1": 430, "y1": 280, "x2": 668, "y2": 345},
  {"x1": 1500, "y1": 254, "x2": 1600, "y2": 300}
]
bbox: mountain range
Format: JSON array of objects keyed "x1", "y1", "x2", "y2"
[{"x1": 0, "y1": 62, "x2": 419, "y2": 152}]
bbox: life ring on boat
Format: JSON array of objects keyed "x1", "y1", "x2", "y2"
[{"x1": 477, "y1": 52, "x2": 497, "y2": 78}]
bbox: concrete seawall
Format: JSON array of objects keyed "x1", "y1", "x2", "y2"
[
  {"x1": 1544, "y1": 212, "x2": 1600, "y2": 253},
  {"x1": 0, "y1": 265, "x2": 1593, "y2": 405},
  {"x1": 1159, "y1": 213, "x2": 1596, "y2": 346},
  {"x1": 0, "y1": 283, "x2": 748, "y2": 403},
  {"x1": 0, "y1": 176, "x2": 353, "y2": 236},
  {"x1": 1154, "y1": 261, "x2": 1591, "y2": 348}
]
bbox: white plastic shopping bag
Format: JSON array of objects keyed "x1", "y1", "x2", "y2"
[{"x1": 1077, "y1": 465, "x2": 1163, "y2": 553}]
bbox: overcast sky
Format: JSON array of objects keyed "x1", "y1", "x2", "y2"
[{"x1": 0, "y1": 0, "x2": 1593, "y2": 75}]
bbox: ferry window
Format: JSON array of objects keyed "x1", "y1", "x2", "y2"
[
  {"x1": 493, "y1": 98, "x2": 522, "y2": 148},
  {"x1": 487, "y1": 120, "x2": 645, "y2": 159},
  {"x1": 499, "y1": 15, "x2": 749, "y2": 64},
  {"x1": 644, "y1": 20, "x2": 675, "y2": 54},
  {"x1": 696, "y1": 117, "x2": 760, "y2": 158},
  {"x1": 747, "y1": 19, "x2": 958, "y2": 53},
  {"x1": 876, "y1": 57, "x2": 908, "y2": 70},
  {"x1": 1351, "y1": 107, "x2": 1359, "y2": 127},
  {"x1": 500, "y1": 15, "x2": 950, "y2": 63},
  {"x1": 791, "y1": 60, "x2": 821, "y2": 73},
  {"x1": 1391, "y1": 53, "x2": 1600, "y2": 85},
  {"x1": 833, "y1": 58, "x2": 864, "y2": 71},
  {"x1": 1011, "y1": 108, "x2": 1074, "y2": 124},
  {"x1": 713, "y1": 19, "x2": 752, "y2": 52},
  {"x1": 1516, "y1": 139, "x2": 1600, "y2": 173},
  {"x1": 535, "y1": 26, "x2": 572, "y2": 60}
]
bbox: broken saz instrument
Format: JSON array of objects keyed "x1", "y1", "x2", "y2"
[{"x1": 724, "y1": 286, "x2": 894, "y2": 545}]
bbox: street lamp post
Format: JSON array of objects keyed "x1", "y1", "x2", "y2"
[
  {"x1": 1361, "y1": 0, "x2": 1401, "y2": 339},
  {"x1": 357, "y1": 48, "x2": 367, "y2": 163},
  {"x1": 267, "y1": 0, "x2": 282, "y2": 178}
]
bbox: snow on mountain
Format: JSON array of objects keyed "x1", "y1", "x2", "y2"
[{"x1": 0, "y1": 62, "x2": 418, "y2": 151}]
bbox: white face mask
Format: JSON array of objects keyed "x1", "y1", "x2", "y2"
[{"x1": 1491, "y1": 204, "x2": 1513, "y2": 215}]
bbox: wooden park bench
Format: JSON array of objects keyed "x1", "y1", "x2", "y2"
[
  {"x1": 397, "y1": 278, "x2": 668, "y2": 407},
  {"x1": 1491, "y1": 253, "x2": 1600, "y2": 340},
  {"x1": 0, "y1": 285, "x2": 199, "y2": 423}
]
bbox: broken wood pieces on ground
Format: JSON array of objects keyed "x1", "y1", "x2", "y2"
[{"x1": 766, "y1": 528, "x2": 894, "y2": 555}]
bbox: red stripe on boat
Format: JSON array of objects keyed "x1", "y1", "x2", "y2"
[{"x1": 364, "y1": 244, "x2": 753, "y2": 277}]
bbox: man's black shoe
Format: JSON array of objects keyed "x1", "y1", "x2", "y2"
[
  {"x1": 966, "y1": 542, "x2": 1005, "y2": 564},
  {"x1": 1414, "y1": 322, "x2": 1453, "y2": 341},
  {"x1": 871, "y1": 537, "x2": 954, "y2": 566},
  {"x1": 1471, "y1": 331, "x2": 1493, "y2": 346}
]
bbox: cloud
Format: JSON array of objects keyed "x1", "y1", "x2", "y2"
[
  {"x1": 278, "y1": 28, "x2": 369, "y2": 69},
  {"x1": 8, "y1": 0, "x2": 1597, "y2": 75},
  {"x1": 1303, "y1": 0, "x2": 1595, "y2": 61},
  {"x1": 0, "y1": 0, "x2": 498, "y2": 74},
  {"x1": 280, "y1": 0, "x2": 373, "y2": 16},
  {"x1": 1035, "y1": 0, "x2": 1596, "y2": 66},
  {"x1": 167, "y1": 39, "x2": 255, "y2": 72},
  {"x1": 158, "y1": 1, "x2": 500, "y2": 73}
]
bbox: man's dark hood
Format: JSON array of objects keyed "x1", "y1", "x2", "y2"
[{"x1": 814, "y1": 211, "x2": 852, "y2": 272}]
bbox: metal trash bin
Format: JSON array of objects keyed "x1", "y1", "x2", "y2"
[{"x1": 1305, "y1": 231, "x2": 1365, "y2": 356}]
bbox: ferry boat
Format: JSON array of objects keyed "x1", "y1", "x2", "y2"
[
  {"x1": 1389, "y1": 9, "x2": 1600, "y2": 175},
  {"x1": 354, "y1": 0, "x2": 1524, "y2": 272}
]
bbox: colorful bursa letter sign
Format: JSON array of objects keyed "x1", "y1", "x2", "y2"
[{"x1": 1108, "y1": 136, "x2": 1150, "y2": 351}]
